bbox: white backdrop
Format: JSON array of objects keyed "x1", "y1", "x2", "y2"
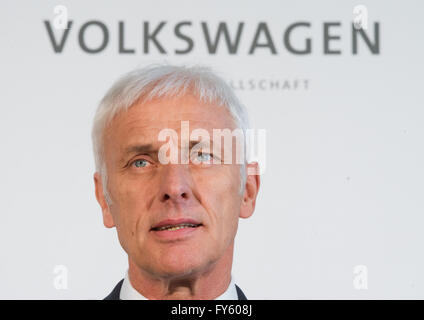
[{"x1": 1, "y1": 0, "x2": 423, "y2": 299}]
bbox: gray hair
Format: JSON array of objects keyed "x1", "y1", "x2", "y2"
[{"x1": 92, "y1": 64, "x2": 250, "y2": 205}]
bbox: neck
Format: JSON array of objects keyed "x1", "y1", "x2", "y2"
[{"x1": 128, "y1": 242, "x2": 234, "y2": 300}]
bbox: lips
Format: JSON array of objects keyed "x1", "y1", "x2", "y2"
[{"x1": 150, "y1": 218, "x2": 202, "y2": 232}]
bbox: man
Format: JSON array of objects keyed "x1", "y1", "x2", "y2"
[{"x1": 92, "y1": 64, "x2": 260, "y2": 300}]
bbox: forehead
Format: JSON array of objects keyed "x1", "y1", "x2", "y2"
[{"x1": 105, "y1": 95, "x2": 237, "y2": 142}]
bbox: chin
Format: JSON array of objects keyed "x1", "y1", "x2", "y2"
[{"x1": 154, "y1": 250, "x2": 211, "y2": 279}]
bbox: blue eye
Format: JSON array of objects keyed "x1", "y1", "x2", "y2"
[
  {"x1": 133, "y1": 159, "x2": 149, "y2": 168},
  {"x1": 196, "y1": 152, "x2": 212, "y2": 162}
]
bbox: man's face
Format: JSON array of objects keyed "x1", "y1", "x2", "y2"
[{"x1": 97, "y1": 95, "x2": 251, "y2": 278}]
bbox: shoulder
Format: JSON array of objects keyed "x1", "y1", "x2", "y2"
[{"x1": 104, "y1": 279, "x2": 124, "y2": 300}]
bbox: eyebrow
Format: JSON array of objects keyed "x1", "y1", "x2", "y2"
[
  {"x1": 124, "y1": 143, "x2": 155, "y2": 156},
  {"x1": 123, "y1": 140, "x2": 212, "y2": 157}
]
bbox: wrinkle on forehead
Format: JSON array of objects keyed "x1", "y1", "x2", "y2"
[{"x1": 111, "y1": 96, "x2": 237, "y2": 133}]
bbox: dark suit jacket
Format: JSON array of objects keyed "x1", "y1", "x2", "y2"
[{"x1": 104, "y1": 279, "x2": 247, "y2": 300}]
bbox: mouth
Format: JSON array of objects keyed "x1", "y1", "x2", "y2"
[
  {"x1": 150, "y1": 218, "x2": 203, "y2": 240},
  {"x1": 151, "y1": 223, "x2": 202, "y2": 232}
]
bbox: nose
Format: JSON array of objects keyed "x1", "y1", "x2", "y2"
[{"x1": 159, "y1": 164, "x2": 194, "y2": 204}]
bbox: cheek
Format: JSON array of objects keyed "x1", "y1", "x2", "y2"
[
  {"x1": 109, "y1": 177, "x2": 151, "y2": 238},
  {"x1": 198, "y1": 167, "x2": 242, "y2": 236}
]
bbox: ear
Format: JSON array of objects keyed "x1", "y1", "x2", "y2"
[
  {"x1": 94, "y1": 172, "x2": 115, "y2": 228},
  {"x1": 239, "y1": 162, "x2": 261, "y2": 219}
]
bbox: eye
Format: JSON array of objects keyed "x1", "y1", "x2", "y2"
[
  {"x1": 194, "y1": 152, "x2": 213, "y2": 163},
  {"x1": 132, "y1": 159, "x2": 150, "y2": 168}
]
